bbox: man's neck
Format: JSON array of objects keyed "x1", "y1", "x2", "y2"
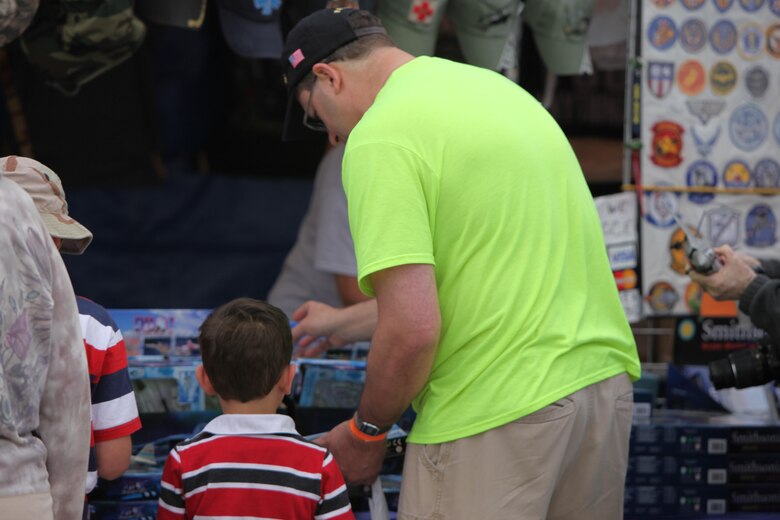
[
  {"x1": 350, "y1": 47, "x2": 415, "y2": 112},
  {"x1": 219, "y1": 393, "x2": 282, "y2": 415}
]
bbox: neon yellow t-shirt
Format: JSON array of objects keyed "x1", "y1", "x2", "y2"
[{"x1": 343, "y1": 57, "x2": 641, "y2": 444}]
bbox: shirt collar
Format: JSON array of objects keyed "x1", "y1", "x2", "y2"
[{"x1": 202, "y1": 414, "x2": 299, "y2": 436}]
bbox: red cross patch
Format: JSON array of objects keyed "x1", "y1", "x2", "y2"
[{"x1": 408, "y1": 0, "x2": 440, "y2": 25}]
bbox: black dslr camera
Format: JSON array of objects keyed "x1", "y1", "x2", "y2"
[{"x1": 709, "y1": 337, "x2": 780, "y2": 389}]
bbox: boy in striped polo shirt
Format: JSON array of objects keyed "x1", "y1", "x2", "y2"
[{"x1": 157, "y1": 298, "x2": 354, "y2": 520}]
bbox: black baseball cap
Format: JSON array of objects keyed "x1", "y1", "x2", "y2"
[{"x1": 280, "y1": 8, "x2": 387, "y2": 141}]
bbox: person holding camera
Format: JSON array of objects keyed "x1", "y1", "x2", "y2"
[{"x1": 688, "y1": 245, "x2": 780, "y2": 347}]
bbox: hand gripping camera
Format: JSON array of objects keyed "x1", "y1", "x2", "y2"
[{"x1": 672, "y1": 214, "x2": 722, "y2": 275}]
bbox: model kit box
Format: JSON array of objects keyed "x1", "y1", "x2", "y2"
[
  {"x1": 629, "y1": 412, "x2": 780, "y2": 455},
  {"x1": 628, "y1": 453, "x2": 780, "y2": 486},
  {"x1": 294, "y1": 358, "x2": 366, "y2": 409},
  {"x1": 90, "y1": 471, "x2": 162, "y2": 501},
  {"x1": 128, "y1": 356, "x2": 209, "y2": 412},
  {"x1": 625, "y1": 485, "x2": 780, "y2": 516},
  {"x1": 88, "y1": 500, "x2": 158, "y2": 520},
  {"x1": 109, "y1": 309, "x2": 210, "y2": 358}
]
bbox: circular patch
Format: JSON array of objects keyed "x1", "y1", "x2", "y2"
[
  {"x1": 754, "y1": 158, "x2": 780, "y2": 191},
  {"x1": 723, "y1": 160, "x2": 752, "y2": 187},
  {"x1": 768, "y1": 24, "x2": 780, "y2": 58},
  {"x1": 648, "y1": 16, "x2": 678, "y2": 51},
  {"x1": 739, "y1": 0, "x2": 765, "y2": 10},
  {"x1": 729, "y1": 104, "x2": 768, "y2": 151},
  {"x1": 710, "y1": 19, "x2": 738, "y2": 54},
  {"x1": 710, "y1": 61, "x2": 738, "y2": 95},
  {"x1": 738, "y1": 22, "x2": 764, "y2": 60},
  {"x1": 682, "y1": 0, "x2": 706, "y2": 7},
  {"x1": 745, "y1": 66, "x2": 769, "y2": 98},
  {"x1": 677, "y1": 60, "x2": 707, "y2": 95},
  {"x1": 771, "y1": 0, "x2": 780, "y2": 16},
  {"x1": 678, "y1": 317, "x2": 698, "y2": 340},
  {"x1": 645, "y1": 186, "x2": 680, "y2": 228},
  {"x1": 687, "y1": 160, "x2": 718, "y2": 203},
  {"x1": 775, "y1": 112, "x2": 780, "y2": 145},
  {"x1": 746, "y1": 204, "x2": 777, "y2": 247},
  {"x1": 652, "y1": 0, "x2": 675, "y2": 6},
  {"x1": 670, "y1": 227, "x2": 691, "y2": 274},
  {"x1": 647, "y1": 282, "x2": 680, "y2": 313},
  {"x1": 713, "y1": 0, "x2": 735, "y2": 11},
  {"x1": 684, "y1": 283, "x2": 703, "y2": 314},
  {"x1": 681, "y1": 19, "x2": 708, "y2": 52}
]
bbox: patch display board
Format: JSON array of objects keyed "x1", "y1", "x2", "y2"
[{"x1": 640, "y1": 0, "x2": 780, "y2": 316}]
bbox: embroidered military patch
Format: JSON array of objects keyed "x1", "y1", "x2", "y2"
[
  {"x1": 647, "y1": 61, "x2": 675, "y2": 98},
  {"x1": 710, "y1": 61, "x2": 737, "y2": 95},
  {"x1": 677, "y1": 60, "x2": 707, "y2": 95},
  {"x1": 648, "y1": 16, "x2": 678, "y2": 51},
  {"x1": 738, "y1": 22, "x2": 764, "y2": 60},
  {"x1": 754, "y1": 158, "x2": 780, "y2": 191},
  {"x1": 686, "y1": 160, "x2": 718, "y2": 203},
  {"x1": 723, "y1": 159, "x2": 752, "y2": 188},
  {"x1": 651, "y1": 121, "x2": 685, "y2": 167},
  {"x1": 710, "y1": 19, "x2": 737, "y2": 54},
  {"x1": 682, "y1": 0, "x2": 706, "y2": 8},
  {"x1": 745, "y1": 66, "x2": 769, "y2": 98},
  {"x1": 647, "y1": 281, "x2": 680, "y2": 313},
  {"x1": 703, "y1": 205, "x2": 740, "y2": 247},
  {"x1": 767, "y1": 24, "x2": 780, "y2": 58},
  {"x1": 739, "y1": 0, "x2": 765, "y2": 11},
  {"x1": 713, "y1": 0, "x2": 735, "y2": 12},
  {"x1": 729, "y1": 104, "x2": 768, "y2": 151},
  {"x1": 645, "y1": 186, "x2": 680, "y2": 228},
  {"x1": 684, "y1": 283, "x2": 703, "y2": 314},
  {"x1": 692, "y1": 125, "x2": 721, "y2": 157},
  {"x1": 681, "y1": 18, "x2": 707, "y2": 53},
  {"x1": 746, "y1": 204, "x2": 777, "y2": 247},
  {"x1": 686, "y1": 99, "x2": 726, "y2": 124}
]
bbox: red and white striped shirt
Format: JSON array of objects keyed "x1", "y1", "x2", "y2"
[{"x1": 157, "y1": 414, "x2": 354, "y2": 520}]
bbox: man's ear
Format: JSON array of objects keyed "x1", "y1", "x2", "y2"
[
  {"x1": 311, "y1": 62, "x2": 343, "y2": 93},
  {"x1": 196, "y1": 365, "x2": 217, "y2": 396},
  {"x1": 278, "y1": 363, "x2": 297, "y2": 395}
]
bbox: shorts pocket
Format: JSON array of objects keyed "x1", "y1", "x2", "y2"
[{"x1": 514, "y1": 396, "x2": 576, "y2": 424}]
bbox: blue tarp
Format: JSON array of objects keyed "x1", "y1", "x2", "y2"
[{"x1": 63, "y1": 172, "x2": 312, "y2": 308}]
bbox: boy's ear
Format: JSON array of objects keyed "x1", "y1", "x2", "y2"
[
  {"x1": 278, "y1": 363, "x2": 297, "y2": 395},
  {"x1": 196, "y1": 365, "x2": 217, "y2": 396}
]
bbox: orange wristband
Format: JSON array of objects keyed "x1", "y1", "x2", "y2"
[{"x1": 349, "y1": 416, "x2": 388, "y2": 442}]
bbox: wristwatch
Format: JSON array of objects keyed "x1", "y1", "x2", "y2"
[{"x1": 353, "y1": 411, "x2": 390, "y2": 436}]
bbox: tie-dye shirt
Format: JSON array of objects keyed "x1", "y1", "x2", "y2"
[{"x1": 0, "y1": 173, "x2": 91, "y2": 520}]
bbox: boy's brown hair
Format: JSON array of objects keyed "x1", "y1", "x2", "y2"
[{"x1": 199, "y1": 298, "x2": 292, "y2": 402}]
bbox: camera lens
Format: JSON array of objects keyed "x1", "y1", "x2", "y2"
[{"x1": 709, "y1": 357, "x2": 736, "y2": 389}]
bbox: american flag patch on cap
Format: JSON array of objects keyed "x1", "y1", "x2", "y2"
[{"x1": 289, "y1": 49, "x2": 305, "y2": 68}]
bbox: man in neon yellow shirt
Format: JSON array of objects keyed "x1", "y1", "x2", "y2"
[{"x1": 282, "y1": 9, "x2": 641, "y2": 519}]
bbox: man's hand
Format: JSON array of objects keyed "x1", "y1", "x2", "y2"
[
  {"x1": 291, "y1": 301, "x2": 346, "y2": 357},
  {"x1": 314, "y1": 419, "x2": 385, "y2": 485},
  {"x1": 689, "y1": 245, "x2": 757, "y2": 300}
]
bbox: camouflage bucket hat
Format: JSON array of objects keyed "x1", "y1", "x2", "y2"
[
  {"x1": 0, "y1": 0, "x2": 39, "y2": 46},
  {"x1": 20, "y1": 0, "x2": 146, "y2": 95}
]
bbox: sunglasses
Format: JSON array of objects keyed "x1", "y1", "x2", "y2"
[{"x1": 302, "y1": 78, "x2": 327, "y2": 132}]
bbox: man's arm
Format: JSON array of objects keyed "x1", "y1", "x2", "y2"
[
  {"x1": 292, "y1": 299, "x2": 378, "y2": 356},
  {"x1": 335, "y1": 274, "x2": 371, "y2": 306},
  {"x1": 358, "y1": 263, "x2": 440, "y2": 428},
  {"x1": 96, "y1": 436, "x2": 132, "y2": 480},
  {"x1": 315, "y1": 264, "x2": 440, "y2": 484}
]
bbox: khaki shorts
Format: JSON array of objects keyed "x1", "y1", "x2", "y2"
[
  {"x1": 0, "y1": 492, "x2": 54, "y2": 520},
  {"x1": 378, "y1": 0, "x2": 521, "y2": 70},
  {"x1": 398, "y1": 373, "x2": 634, "y2": 520}
]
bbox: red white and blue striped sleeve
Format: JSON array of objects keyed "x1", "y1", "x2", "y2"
[
  {"x1": 316, "y1": 450, "x2": 355, "y2": 520},
  {"x1": 158, "y1": 449, "x2": 186, "y2": 520}
]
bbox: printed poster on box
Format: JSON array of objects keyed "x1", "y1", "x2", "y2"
[
  {"x1": 109, "y1": 309, "x2": 211, "y2": 358},
  {"x1": 639, "y1": 0, "x2": 780, "y2": 317}
]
